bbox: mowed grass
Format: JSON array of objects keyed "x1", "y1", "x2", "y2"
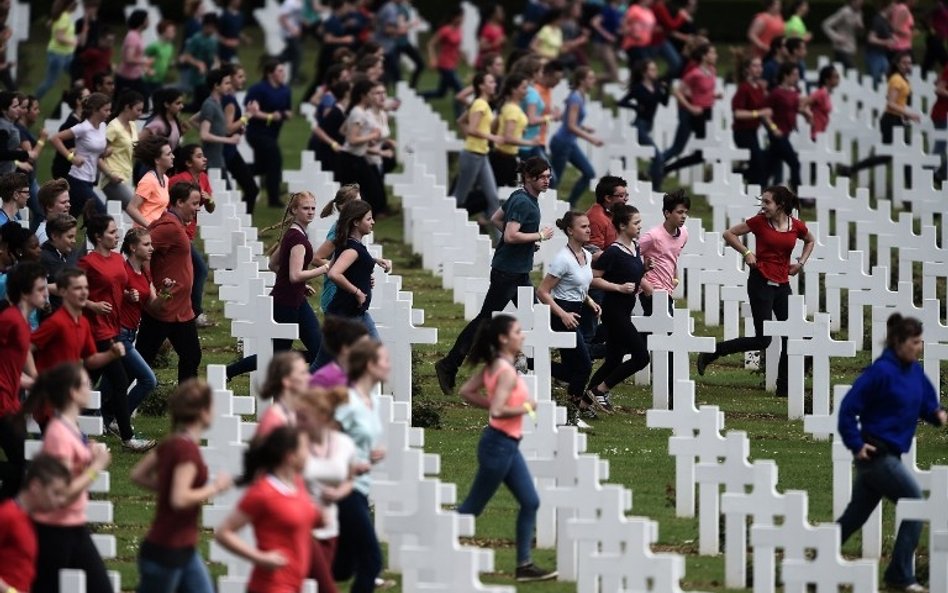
[{"x1": 18, "y1": 21, "x2": 948, "y2": 592}]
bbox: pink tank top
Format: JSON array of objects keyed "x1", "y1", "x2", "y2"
[{"x1": 484, "y1": 361, "x2": 528, "y2": 440}]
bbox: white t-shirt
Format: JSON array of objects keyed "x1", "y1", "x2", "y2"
[
  {"x1": 279, "y1": 0, "x2": 303, "y2": 39},
  {"x1": 303, "y1": 430, "x2": 357, "y2": 539},
  {"x1": 342, "y1": 105, "x2": 378, "y2": 158},
  {"x1": 548, "y1": 245, "x2": 593, "y2": 302},
  {"x1": 68, "y1": 120, "x2": 107, "y2": 182}
]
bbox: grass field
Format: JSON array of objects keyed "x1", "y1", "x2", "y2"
[{"x1": 17, "y1": 21, "x2": 948, "y2": 593}]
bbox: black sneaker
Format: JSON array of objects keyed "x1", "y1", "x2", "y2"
[
  {"x1": 696, "y1": 353, "x2": 710, "y2": 376},
  {"x1": 515, "y1": 563, "x2": 557, "y2": 582},
  {"x1": 434, "y1": 358, "x2": 456, "y2": 396},
  {"x1": 600, "y1": 391, "x2": 615, "y2": 413},
  {"x1": 585, "y1": 389, "x2": 610, "y2": 414}
]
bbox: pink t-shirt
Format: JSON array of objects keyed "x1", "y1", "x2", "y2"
[
  {"x1": 117, "y1": 29, "x2": 145, "y2": 79},
  {"x1": 484, "y1": 361, "x2": 527, "y2": 440},
  {"x1": 622, "y1": 4, "x2": 656, "y2": 49},
  {"x1": 255, "y1": 402, "x2": 295, "y2": 442},
  {"x1": 683, "y1": 66, "x2": 717, "y2": 109},
  {"x1": 135, "y1": 171, "x2": 170, "y2": 226},
  {"x1": 310, "y1": 361, "x2": 348, "y2": 389},
  {"x1": 639, "y1": 223, "x2": 689, "y2": 293},
  {"x1": 33, "y1": 417, "x2": 93, "y2": 526},
  {"x1": 809, "y1": 87, "x2": 832, "y2": 139},
  {"x1": 890, "y1": 3, "x2": 914, "y2": 51}
]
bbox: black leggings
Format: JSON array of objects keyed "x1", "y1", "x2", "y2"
[
  {"x1": 246, "y1": 132, "x2": 284, "y2": 206},
  {"x1": 226, "y1": 151, "x2": 260, "y2": 216},
  {"x1": 0, "y1": 413, "x2": 25, "y2": 499},
  {"x1": 32, "y1": 522, "x2": 113, "y2": 593},
  {"x1": 135, "y1": 313, "x2": 202, "y2": 383},
  {"x1": 707, "y1": 268, "x2": 790, "y2": 392},
  {"x1": 89, "y1": 339, "x2": 133, "y2": 441},
  {"x1": 588, "y1": 297, "x2": 649, "y2": 390}
]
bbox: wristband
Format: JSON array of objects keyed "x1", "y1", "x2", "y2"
[
  {"x1": 769, "y1": 123, "x2": 778, "y2": 132},
  {"x1": 36, "y1": 139, "x2": 45, "y2": 148},
  {"x1": 240, "y1": 115, "x2": 249, "y2": 125},
  {"x1": 543, "y1": 114, "x2": 552, "y2": 124},
  {"x1": 6, "y1": 586, "x2": 18, "y2": 593},
  {"x1": 742, "y1": 249, "x2": 751, "y2": 259},
  {"x1": 523, "y1": 402, "x2": 536, "y2": 421},
  {"x1": 752, "y1": 110, "x2": 758, "y2": 118},
  {"x1": 331, "y1": 141, "x2": 340, "y2": 152},
  {"x1": 266, "y1": 113, "x2": 273, "y2": 125},
  {"x1": 66, "y1": 151, "x2": 75, "y2": 162},
  {"x1": 86, "y1": 468, "x2": 98, "y2": 482}
]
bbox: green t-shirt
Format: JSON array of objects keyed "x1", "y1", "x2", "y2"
[
  {"x1": 785, "y1": 15, "x2": 808, "y2": 39},
  {"x1": 144, "y1": 40, "x2": 174, "y2": 83},
  {"x1": 492, "y1": 188, "x2": 541, "y2": 274}
]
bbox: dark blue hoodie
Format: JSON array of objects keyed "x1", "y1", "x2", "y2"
[{"x1": 838, "y1": 348, "x2": 943, "y2": 455}]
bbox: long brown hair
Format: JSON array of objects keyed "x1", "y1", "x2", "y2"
[
  {"x1": 332, "y1": 199, "x2": 372, "y2": 254},
  {"x1": 321, "y1": 184, "x2": 360, "y2": 218}
]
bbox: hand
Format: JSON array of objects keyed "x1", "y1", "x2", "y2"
[
  {"x1": 368, "y1": 128, "x2": 382, "y2": 141},
  {"x1": 125, "y1": 288, "x2": 140, "y2": 303},
  {"x1": 351, "y1": 460, "x2": 371, "y2": 475},
  {"x1": 592, "y1": 138, "x2": 604, "y2": 147},
  {"x1": 788, "y1": 262, "x2": 803, "y2": 276},
  {"x1": 212, "y1": 472, "x2": 233, "y2": 495},
  {"x1": 744, "y1": 253, "x2": 758, "y2": 268},
  {"x1": 559, "y1": 310, "x2": 581, "y2": 329},
  {"x1": 246, "y1": 100, "x2": 260, "y2": 116},
  {"x1": 109, "y1": 172, "x2": 123, "y2": 184},
  {"x1": 91, "y1": 442, "x2": 112, "y2": 470},
  {"x1": 908, "y1": 112, "x2": 921, "y2": 123},
  {"x1": 16, "y1": 161, "x2": 33, "y2": 172},
  {"x1": 645, "y1": 257, "x2": 655, "y2": 271},
  {"x1": 689, "y1": 105, "x2": 703, "y2": 116},
  {"x1": 938, "y1": 409, "x2": 948, "y2": 426},
  {"x1": 759, "y1": 108, "x2": 773, "y2": 118},
  {"x1": 71, "y1": 154, "x2": 86, "y2": 168},
  {"x1": 355, "y1": 290, "x2": 366, "y2": 306},
  {"x1": 616, "y1": 282, "x2": 637, "y2": 294},
  {"x1": 304, "y1": 284, "x2": 316, "y2": 296},
  {"x1": 110, "y1": 341, "x2": 126, "y2": 359},
  {"x1": 227, "y1": 135, "x2": 241, "y2": 145},
  {"x1": 39, "y1": 128, "x2": 49, "y2": 142},
  {"x1": 88, "y1": 301, "x2": 113, "y2": 315},
  {"x1": 256, "y1": 550, "x2": 288, "y2": 569},
  {"x1": 376, "y1": 259, "x2": 392, "y2": 273},
  {"x1": 856, "y1": 443, "x2": 877, "y2": 460},
  {"x1": 540, "y1": 226, "x2": 554, "y2": 241},
  {"x1": 369, "y1": 447, "x2": 386, "y2": 463},
  {"x1": 532, "y1": 137, "x2": 543, "y2": 146},
  {"x1": 589, "y1": 301, "x2": 602, "y2": 317}
]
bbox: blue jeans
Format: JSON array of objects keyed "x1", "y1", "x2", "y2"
[
  {"x1": 36, "y1": 51, "x2": 72, "y2": 99},
  {"x1": 865, "y1": 49, "x2": 890, "y2": 87},
  {"x1": 190, "y1": 244, "x2": 208, "y2": 317},
  {"x1": 458, "y1": 426, "x2": 540, "y2": 565},
  {"x1": 137, "y1": 548, "x2": 214, "y2": 593},
  {"x1": 635, "y1": 119, "x2": 664, "y2": 191},
  {"x1": 837, "y1": 452, "x2": 923, "y2": 587},
  {"x1": 333, "y1": 491, "x2": 382, "y2": 593},
  {"x1": 549, "y1": 136, "x2": 595, "y2": 207},
  {"x1": 119, "y1": 327, "x2": 157, "y2": 414},
  {"x1": 550, "y1": 299, "x2": 593, "y2": 398},
  {"x1": 653, "y1": 40, "x2": 682, "y2": 78},
  {"x1": 934, "y1": 120, "x2": 946, "y2": 179},
  {"x1": 226, "y1": 300, "x2": 322, "y2": 378}
]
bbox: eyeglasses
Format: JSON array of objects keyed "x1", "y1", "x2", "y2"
[
  {"x1": 16, "y1": 188, "x2": 29, "y2": 195},
  {"x1": 534, "y1": 173, "x2": 553, "y2": 180},
  {"x1": 610, "y1": 192, "x2": 629, "y2": 199}
]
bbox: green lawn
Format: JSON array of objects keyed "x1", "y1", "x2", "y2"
[{"x1": 16, "y1": 22, "x2": 948, "y2": 593}]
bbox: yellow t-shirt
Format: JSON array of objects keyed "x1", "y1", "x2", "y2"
[
  {"x1": 534, "y1": 25, "x2": 563, "y2": 59},
  {"x1": 48, "y1": 11, "x2": 76, "y2": 56},
  {"x1": 495, "y1": 102, "x2": 528, "y2": 155},
  {"x1": 101, "y1": 118, "x2": 139, "y2": 187},
  {"x1": 885, "y1": 74, "x2": 911, "y2": 114},
  {"x1": 464, "y1": 98, "x2": 493, "y2": 155}
]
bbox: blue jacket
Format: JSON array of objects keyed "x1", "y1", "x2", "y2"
[{"x1": 837, "y1": 348, "x2": 943, "y2": 455}]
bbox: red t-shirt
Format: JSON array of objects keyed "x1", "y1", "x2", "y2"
[
  {"x1": 768, "y1": 86, "x2": 800, "y2": 135},
  {"x1": 31, "y1": 306, "x2": 97, "y2": 373},
  {"x1": 731, "y1": 81, "x2": 768, "y2": 132},
  {"x1": 746, "y1": 214, "x2": 808, "y2": 284},
  {"x1": 144, "y1": 435, "x2": 207, "y2": 550},
  {"x1": 120, "y1": 259, "x2": 152, "y2": 331},
  {"x1": 0, "y1": 498, "x2": 37, "y2": 591},
  {"x1": 751, "y1": 12, "x2": 785, "y2": 57},
  {"x1": 585, "y1": 203, "x2": 617, "y2": 251},
  {"x1": 650, "y1": 1, "x2": 686, "y2": 46},
  {"x1": 683, "y1": 66, "x2": 716, "y2": 109},
  {"x1": 78, "y1": 251, "x2": 128, "y2": 341},
  {"x1": 435, "y1": 25, "x2": 462, "y2": 70},
  {"x1": 148, "y1": 211, "x2": 195, "y2": 323},
  {"x1": 0, "y1": 305, "x2": 30, "y2": 416},
  {"x1": 809, "y1": 87, "x2": 832, "y2": 139},
  {"x1": 168, "y1": 170, "x2": 212, "y2": 240},
  {"x1": 239, "y1": 475, "x2": 320, "y2": 593},
  {"x1": 476, "y1": 22, "x2": 504, "y2": 67},
  {"x1": 931, "y1": 65, "x2": 948, "y2": 124}
]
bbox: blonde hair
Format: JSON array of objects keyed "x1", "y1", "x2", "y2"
[
  {"x1": 321, "y1": 184, "x2": 360, "y2": 218},
  {"x1": 264, "y1": 191, "x2": 316, "y2": 256}
]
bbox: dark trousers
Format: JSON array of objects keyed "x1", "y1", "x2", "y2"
[
  {"x1": 67, "y1": 176, "x2": 105, "y2": 219},
  {"x1": 588, "y1": 297, "x2": 649, "y2": 390},
  {"x1": 420, "y1": 68, "x2": 462, "y2": 99},
  {"x1": 734, "y1": 128, "x2": 769, "y2": 187},
  {"x1": 0, "y1": 413, "x2": 25, "y2": 499},
  {"x1": 336, "y1": 152, "x2": 387, "y2": 215},
  {"x1": 846, "y1": 113, "x2": 904, "y2": 176},
  {"x1": 550, "y1": 299, "x2": 593, "y2": 398},
  {"x1": 396, "y1": 44, "x2": 424, "y2": 88},
  {"x1": 226, "y1": 301, "x2": 322, "y2": 379},
  {"x1": 136, "y1": 313, "x2": 201, "y2": 383},
  {"x1": 489, "y1": 151, "x2": 519, "y2": 187},
  {"x1": 246, "y1": 132, "x2": 284, "y2": 206},
  {"x1": 89, "y1": 339, "x2": 133, "y2": 441},
  {"x1": 333, "y1": 491, "x2": 382, "y2": 593},
  {"x1": 32, "y1": 522, "x2": 114, "y2": 593},
  {"x1": 225, "y1": 151, "x2": 260, "y2": 215},
  {"x1": 443, "y1": 269, "x2": 532, "y2": 373},
  {"x1": 767, "y1": 133, "x2": 801, "y2": 188},
  {"x1": 708, "y1": 268, "x2": 789, "y2": 393}
]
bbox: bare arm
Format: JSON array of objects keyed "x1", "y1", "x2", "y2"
[
  {"x1": 216, "y1": 509, "x2": 288, "y2": 569},
  {"x1": 169, "y1": 461, "x2": 231, "y2": 510},
  {"x1": 789, "y1": 229, "x2": 816, "y2": 276},
  {"x1": 126, "y1": 192, "x2": 150, "y2": 228},
  {"x1": 288, "y1": 242, "x2": 329, "y2": 284},
  {"x1": 502, "y1": 219, "x2": 554, "y2": 245},
  {"x1": 488, "y1": 364, "x2": 533, "y2": 418},
  {"x1": 537, "y1": 273, "x2": 581, "y2": 329},
  {"x1": 458, "y1": 369, "x2": 489, "y2": 407}
]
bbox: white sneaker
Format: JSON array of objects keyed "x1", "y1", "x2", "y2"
[
  {"x1": 122, "y1": 437, "x2": 157, "y2": 452},
  {"x1": 105, "y1": 419, "x2": 121, "y2": 437}
]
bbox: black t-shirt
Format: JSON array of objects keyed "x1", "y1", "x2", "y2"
[
  {"x1": 593, "y1": 241, "x2": 645, "y2": 305},
  {"x1": 327, "y1": 238, "x2": 374, "y2": 315}
]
